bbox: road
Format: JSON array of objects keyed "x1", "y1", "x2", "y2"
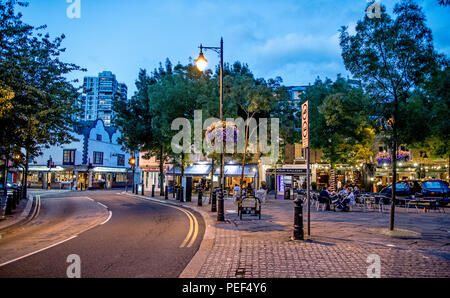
[{"x1": 0, "y1": 190, "x2": 205, "y2": 278}]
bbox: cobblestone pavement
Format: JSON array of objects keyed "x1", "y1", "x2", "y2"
[{"x1": 154, "y1": 192, "x2": 450, "y2": 278}]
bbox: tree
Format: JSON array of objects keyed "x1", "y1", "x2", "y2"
[
  {"x1": 317, "y1": 77, "x2": 375, "y2": 168},
  {"x1": 415, "y1": 66, "x2": 450, "y2": 178},
  {"x1": 0, "y1": 0, "x2": 83, "y2": 196},
  {"x1": 148, "y1": 60, "x2": 212, "y2": 194},
  {"x1": 339, "y1": 0, "x2": 446, "y2": 230},
  {"x1": 221, "y1": 62, "x2": 286, "y2": 198}
]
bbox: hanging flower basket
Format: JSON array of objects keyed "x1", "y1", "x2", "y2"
[
  {"x1": 376, "y1": 152, "x2": 392, "y2": 165},
  {"x1": 205, "y1": 121, "x2": 238, "y2": 147},
  {"x1": 376, "y1": 150, "x2": 411, "y2": 166},
  {"x1": 396, "y1": 150, "x2": 411, "y2": 162}
]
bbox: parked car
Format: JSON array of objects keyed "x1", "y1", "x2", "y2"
[
  {"x1": 418, "y1": 180, "x2": 450, "y2": 206},
  {"x1": 380, "y1": 180, "x2": 422, "y2": 198}
]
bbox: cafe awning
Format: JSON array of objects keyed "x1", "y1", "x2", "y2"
[
  {"x1": 92, "y1": 167, "x2": 128, "y2": 173},
  {"x1": 167, "y1": 164, "x2": 212, "y2": 177},
  {"x1": 26, "y1": 165, "x2": 66, "y2": 172},
  {"x1": 214, "y1": 164, "x2": 258, "y2": 177}
]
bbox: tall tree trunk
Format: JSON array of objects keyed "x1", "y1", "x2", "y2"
[
  {"x1": 390, "y1": 116, "x2": 398, "y2": 231},
  {"x1": 209, "y1": 158, "x2": 215, "y2": 204},
  {"x1": 239, "y1": 118, "x2": 250, "y2": 200},
  {"x1": 159, "y1": 145, "x2": 164, "y2": 196},
  {"x1": 23, "y1": 149, "x2": 29, "y2": 199},
  {"x1": 448, "y1": 155, "x2": 449, "y2": 183},
  {"x1": 181, "y1": 152, "x2": 185, "y2": 177},
  {"x1": 3, "y1": 157, "x2": 8, "y2": 196}
]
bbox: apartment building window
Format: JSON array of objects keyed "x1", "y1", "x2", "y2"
[
  {"x1": 93, "y1": 152, "x2": 103, "y2": 165},
  {"x1": 117, "y1": 154, "x2": 125, "y2": 166},
  {"x1": 96, "y1": 134, "x2": 102, "y2": 141},
  {"x1": 63, "y1": 150, "x2": 76, "y2": 165}
]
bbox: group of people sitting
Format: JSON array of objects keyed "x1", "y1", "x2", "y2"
[
  {"x1": 232, "y1": 183, "x2": 267, "y2": 203},
  {"x1": 318, "y1": 185, "x2": 360, "y2": 211}
]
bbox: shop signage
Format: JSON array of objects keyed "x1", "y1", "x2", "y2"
[
  {"x1": 302, "y1": 101, "x2": 309, "y2": 148},
  {"x1": 266, "y1": 168, "x2": 307, "y2": 174}
]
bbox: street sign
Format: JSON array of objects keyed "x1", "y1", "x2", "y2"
[{"x1": 302, "y1": 101, "x2": 309, "y2": 148}]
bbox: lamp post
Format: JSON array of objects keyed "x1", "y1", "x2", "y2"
[{"x1": 196, "y1": 38, "x2": 225, "y2": 222}]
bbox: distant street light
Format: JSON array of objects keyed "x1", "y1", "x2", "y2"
[{"x1": 196, "y1": 38, "x2": 225, "y2": 222}]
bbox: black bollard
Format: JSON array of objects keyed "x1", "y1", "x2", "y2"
[
  {"x1": 172, "y1": 185, "x2": 176, "y2": 198},
  {"x1": 11, "y1": 191, "x2": 17, "y2": 210},
  {"x1": 165, "y1": 185, "x2": 168, "y2": 200},
  {"x1": 198, "y1": 188, "x2": 203, "y2": 206},
  {"x1": 141, "y1": 183, "x2": 144, "y2": 195},
  {"x1": 135, "y1": 184, "x2": 138, "y2": 195},
  {"x1": 5, "y1": 194, "x2": 13, "y2": 215},
  {"x1": 217, "y1": 188, "x2": 224, "y2": 221},
  {"x1": 293, "y1": 198, "x2": 304, "y2": 240},
  {"x1": 175, "y1": 186, "x2": 180, "y2": 201},
  {"x1": 180, "y1": 186, "x2": 185, "y2": 202},
  {"x1": 151, "y1": 184, "x2": 155, "y2": 197},
  {"x1": 211, "y1": 189, "x2": 217, "y2": 212}
]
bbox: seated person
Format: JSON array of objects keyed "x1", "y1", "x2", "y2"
[
  {"x1": 319, "y1": 186, "x2": 332, "y2": 210},
  {"x1": 346, "y1": 187, "x2": 356, "y2": 206},
  {"x1": 255, "y1": 186, "x2": 267, "y2": 203}
]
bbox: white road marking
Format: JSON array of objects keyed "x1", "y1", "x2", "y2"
[
  {"x1": 0, "y1": 235, "x2": 77, "y2": 268},
  {"x1": 101, "y1": 211, "x2": 113, "y2": 225},
  {"x1": 97, "y1": 202, "x2": 108, "y2": 209},
  {"x1": 0, "y1": 196, "x2": 111, "y2": 267}
]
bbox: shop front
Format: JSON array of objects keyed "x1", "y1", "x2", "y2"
[
  {"x1": 213, "y1": 164, "x2": 259, "y2": 194},
  {"x1": 265, "y1": 167, "x2": 307, "y2": 193},
  {"x1": 168, "y1": 163, "x2": 213, "y2": 193},
  {"x1": 91, "y1": 166, "x2": 129, "y2": 189}
]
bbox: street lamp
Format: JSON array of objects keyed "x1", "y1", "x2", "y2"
[
  {"x1": 129, "y1": 154, "x2": 136, "y2": 193},
  {"x1": 196, "y1": 38, "x2": 225, "y2": 222}
]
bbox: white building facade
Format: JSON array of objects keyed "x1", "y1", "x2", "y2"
[{"x1": 26, "y1": 120, "x2": 136, "y2": 190}]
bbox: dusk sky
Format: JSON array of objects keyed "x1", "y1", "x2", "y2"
[{"x1": 21, "y1": 0, "x2": 449, "y2": 95}]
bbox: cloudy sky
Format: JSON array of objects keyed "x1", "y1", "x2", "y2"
[{"x1": 21, "y1": 0, "x2": 449, "y2": 95}]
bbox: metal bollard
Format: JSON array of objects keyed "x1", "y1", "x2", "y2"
[
  {"x1": 172, "y1": 185, "x2": 176, "y2": 198},
  {"x1": 135, "y1": 184, "x2": 138, "y2": 195},
  {"x1": 5, "y1": 194, "x2": 13, "y2": 215},
  {"x1": 165, "y1": 185, "x2": 168, "y2": 200},
  {"x1": 293, "y1": 198, "x2": 304, "y2": 240},
  {"x1": 12, "y1": 192, "x2": 17, "y2": 210},
  {"x1": 175, "y1": 186, "x2": 180, "y2": 201},
  {"x1": 151, "y1": 184, "x2": 155, "y2": 197},
  {"x1": 211, "y1": 189, "x2": 217, "y2": 212},
  {"x1": 198, "y1": 188, "x2": 203, "y2": 206},
  {"x1": 180, "y1": 186, "x2": 185, "y2": 202},
  {"x1": 141, "y1": 183, "x2": 144, "y2": 195},
  {"x1": 217, "y1": 189, "x2": 224, "y2": 222}
]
